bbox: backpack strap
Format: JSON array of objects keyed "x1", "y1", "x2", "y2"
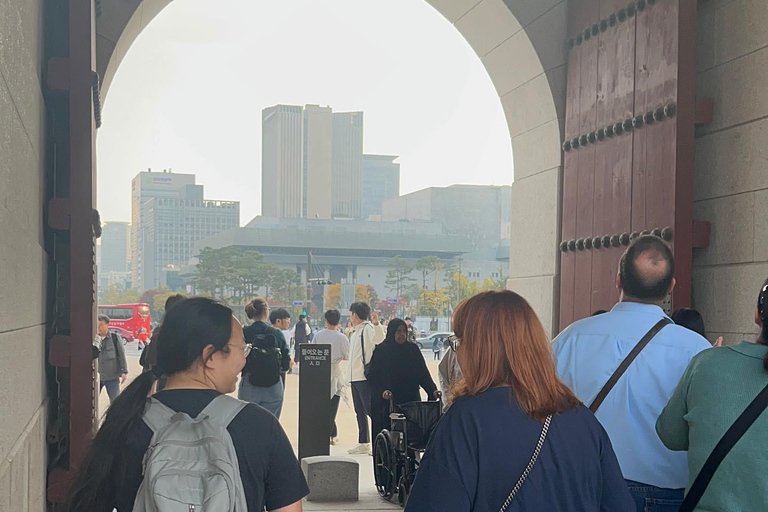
[
  {"x1": 199, "y1": 394, "x2": 248, "y2": 428},
  {"x1": 142, "y1": 397, "x2": 177, "y2": 434}
]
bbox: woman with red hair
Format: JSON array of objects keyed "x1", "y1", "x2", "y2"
[{"x1": 405, "y1": 291, "x2": 632, "y2": 511}]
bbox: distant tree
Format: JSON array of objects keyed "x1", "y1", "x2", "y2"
[
  {"x1": 417, "y1": 288, "x2": 451, "y2": 319},
  {"x1": 481, "y1": 267, "x2": 509, "y2": 291},
  {"x1": 385, "y1": 256, "x2": 415, "y2": 299},
  {"x1": 415, "y1": 256, "x2": 442, "y2": 290},
  {"x1": 100, "y1": 285, "x2": 140, "y2": 305},
  {"x1": 139, "y1": 287, "x2": 170, "y2": 319},
  {"x1": 365, "y1": 285, "x2": 379, "y2": 306},
  {"x1": 324, "y1": 284, "x2": 342, "y2": 310}
]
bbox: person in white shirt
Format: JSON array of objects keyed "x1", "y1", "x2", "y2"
[
  {"x1": 312, "y1": 309, "x2": 350, "y2": 445},
  {"x1": 346, "y1": 302, "x2": 385, "y2": 454}
]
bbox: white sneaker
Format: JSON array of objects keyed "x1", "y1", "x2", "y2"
[
  {"x1": 330, "y1": 437, "x2": 338, "y2": 445},
  {"x1": 348, "y1": 443, "x2": 370, "y2": 455}
]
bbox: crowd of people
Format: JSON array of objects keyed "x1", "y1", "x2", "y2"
[{"x1": 72, "y1": 233, "x2": 768, "y2": 511}]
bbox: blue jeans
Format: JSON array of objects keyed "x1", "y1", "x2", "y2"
[
  {"x1": 625, "y1": 480, "x2": 684, "y2": 512},
  {"x1": 100, "y1": 379, "x2": 120, "y2": 404},
  {"x1": 238, "y1": 378, "x2": 284, "y2": 419}
]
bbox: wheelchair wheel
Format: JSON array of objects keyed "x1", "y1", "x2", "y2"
[
  {"x1": 397, "y1": 478, "x2": 410, "y2": 507},
  {"x1": 373, "y1": 431, "x2": 397, "y2": 499}
]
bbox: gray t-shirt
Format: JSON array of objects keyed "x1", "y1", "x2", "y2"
[{"x1": 311, "y1": 329, "x2": 350, "y2": 363}]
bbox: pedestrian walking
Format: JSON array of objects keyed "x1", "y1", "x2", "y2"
[
  {"x1": 346, "y1": 302, "x2": 385, "y2": 455},
  {"x1": 66, "y1": 297, "x2": 309, "y2": 512},
  {"x1": 432, "y1": 335, "x2": 442, "y2": 360},
  {"x1": 269, "y1": 308, "x2": 294, "y2": 386},
  {"x1": 406, "y1": 291, "x2": 634, "y2": 511},
  {"x1": 96, "y1": 314, "x2": 128, "y2": 404},
  {"x1": 311, "y1": 309, "x2": 350, "y2": 445},
  {"x1": 239, "y1": 298, "x2": 291, "y2": 419},
  {"x1": 552, "y1": 235, "x2": 712, "y2": 511},
  {"x1": 292, "y1": 314, "x2": 311, "y2": 364},
  {"x1": 656, "y1": 278, "x2": 768, "y2": 511}
]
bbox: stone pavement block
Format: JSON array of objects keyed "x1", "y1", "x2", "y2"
[{"x1": 302, "y1": 456, "x2": 359, "y2": 502}]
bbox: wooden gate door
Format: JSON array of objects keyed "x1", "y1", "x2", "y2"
[{"x1": 559, "y1": 0, "x2": 698, "y2": 329}]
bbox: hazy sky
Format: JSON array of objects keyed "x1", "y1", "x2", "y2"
[{"x1": 97, "y1": 0, "x2": 514, "y2": 224}]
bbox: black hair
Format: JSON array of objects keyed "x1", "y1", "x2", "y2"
[
  {"x1": 325, "y1": 309, "x2": 341, "y2": 326},
  {"x1": 164, "y1": 293, "x2": 187, "y2": 312},
  {"x1": 244, "y1": 297, "x2": 268, "y2": 320},
  {"x1": 350, "y1": 302, "x2": 371, "y2": 321},
  {"x1": 299, "y1": 314, "x2": 307, "y2": 321},
  {"x1": 671, "y1": 308, "x2": 706, "y2": 337},
  {"x1": 619, "y1": 235, "x2": 675, "y2": 301},
  {"x1": 405, "y1": 317, "x2": 412, "y2": 321},
  {"x1": 269, "y1": 308, "x2": 291, "y2": 325},
  {"x1": 97, "y1": 314, "x2": 110, "y2": 324},
  {"x1": 66, "y1": 297, "x2": 234, "y2": 511},
  {"x1": 757, "y1": 279, "x2": 768, "y2": 371}
]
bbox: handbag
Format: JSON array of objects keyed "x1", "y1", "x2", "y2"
[
  {"x1": 678, "y1": 381, "x2": 768, "y2": 512},
  {"x1": 498, "y1": 414, "x2": 552, "y2": 512}
]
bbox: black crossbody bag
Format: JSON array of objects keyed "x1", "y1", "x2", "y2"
[{"x1": 678, "y1": 381, "x2": 768, "y2": 511}]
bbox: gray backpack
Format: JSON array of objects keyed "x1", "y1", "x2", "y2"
[{"x1": 133, "y1": 394, "x2": 249, "y2": 512}]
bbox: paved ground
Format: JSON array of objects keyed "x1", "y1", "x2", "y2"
[{"x1": 104, "y1": 342, "x2": 445, "y2": 510}]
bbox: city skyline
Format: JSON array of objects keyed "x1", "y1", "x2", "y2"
[{"x1": 95, "y1": 0, "x2": 514, "y2": 224}]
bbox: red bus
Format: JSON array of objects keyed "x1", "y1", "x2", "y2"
[{"x1": 98, "y1": 303, "x2": 152, "y2": 345}]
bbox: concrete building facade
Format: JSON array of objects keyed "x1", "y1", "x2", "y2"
[
  {"x1": 303, "y1": 105, "x2": 334, "y2": 219},
  {"x1": 362, "y1": 154, "x2": 400, "y2": 219},
  {"x1": 382, "y1": 184, "x2": 512, "y2": 251},
  {"x1": 332, "y1": 111, "x2": 364, "y2": 219},
  {"x1": 99, "y1": 221, "x2": 130, "y2": 273},
  {"x1": 261, "y1": 104, "x2": 304, "y2": 218},
  {"x1": 2, "y1": 0, "x2": 768, "y2": 507}
]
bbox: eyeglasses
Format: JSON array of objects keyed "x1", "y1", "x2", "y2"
[
  {"x1": 229, "y1": 343, "x2": 253, "y2": 358},
  {"x1": 448, "y1": 334, "x2": 460, "y2": 352}
]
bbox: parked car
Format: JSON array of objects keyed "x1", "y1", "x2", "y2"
[
  {"x1": 414, "y1": 332, "x2": 453, "y2": 350},
  {"x1": 108, "y1": 326, "x2": 132, "y2": 344}
]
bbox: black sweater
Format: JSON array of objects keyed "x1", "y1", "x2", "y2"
[{"x1": 367, "y1": 339, "x2": 437, "y2": 404}]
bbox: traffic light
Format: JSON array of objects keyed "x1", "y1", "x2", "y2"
[{"x1": 302, "y1": 309, "x2": 307, "y2": 316}]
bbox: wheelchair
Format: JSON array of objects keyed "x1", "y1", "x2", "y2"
[{"x1": 373, "y1": 390, "x2": 442, "y2": 507}]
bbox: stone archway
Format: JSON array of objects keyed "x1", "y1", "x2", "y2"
[{"x1": 96, "y1": 0, "x2": 568, "y2": 334}]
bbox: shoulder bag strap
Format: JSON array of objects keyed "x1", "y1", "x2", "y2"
[
  {"x1": 589, "y1": 318, "x2": 671, "y2": 413},
  {"x1": 142, "y1": 397, "x2": 176, "y2": 434},
  {"x1": 360, "y1": 326, "x2": 366, "y2": 364},
  {"x1": 499, "y1": 415, "x2": 552, "y2": 512},
  {"x1": 678, "y1": 382, "x2": 768, "y2": 512}
]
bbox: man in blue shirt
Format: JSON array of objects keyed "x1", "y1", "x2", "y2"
[{"x1": 552, "y1": 235, "x2": 711, "y2": 512}]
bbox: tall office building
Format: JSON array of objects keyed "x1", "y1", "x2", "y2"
[
  {"x1": 303, "y1": 105, "x2": 333, "y2": 219},
  {"x1": 262, "y1": 105, "x2": 304, "y2": 218},
  {"x1": 261, "y1": 105, "x2": 365, "y2": 219},
  {"x1": 100, "y1": 221, "x2": 130, "y2": 273},
  {"x1": 362, "y1": 155, "x2": 400, "y2": 219},
  {"x1": 131, "y1": 170, "x2": 239, "y2": 290},
  {"x1": 332, "y1": 111, "x2": 364, "y2": 219}
]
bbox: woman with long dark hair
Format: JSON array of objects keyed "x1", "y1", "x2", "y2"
[
  {"x1": 367, "y1": 318, "x2": 439, "y2": 440},
  {"x1": 657, "y1": 279, "x2": 768, "y2": 511},
  {"x1": 405, "y1": 291, "x2": 633, "y2": 511},
  {"x1": 66, "y1": 297, "x2": 308, "y2": 512}
]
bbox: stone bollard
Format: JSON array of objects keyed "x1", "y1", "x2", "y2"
[{"x1": 301, "y1": 456, "x2": 359, "y2": 502}]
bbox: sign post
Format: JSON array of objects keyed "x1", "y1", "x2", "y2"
[{"x1": 298, "y1": 344, "x2": 332, "y2": 460}]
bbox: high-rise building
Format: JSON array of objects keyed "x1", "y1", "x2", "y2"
[
  {"x1": 100, "y1": 221, "x2": 130, "y2": 273},
  {"x1": 382, "y1": 184, "x2": 512, "y2": 251},
  {"x1": 362, "y1": 155, "x2": 400, "y2": 219},
  {"x1": 262, "y1": 105, "x2": 304, "y2": 218},
  {"x1": 303, "y1": 105, "x2": 333, "y2": 219},
  {"x1": 332, "y1": 111, "x2": 364, "y2": 219},
  {"x1": 261, "y1": 105, "x2": 365, "y2": 219},
  {"x1": 131, "y1": 170, "x2": 239, "y2": 290}
]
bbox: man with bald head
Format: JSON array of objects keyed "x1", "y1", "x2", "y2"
[{"x1": 553, "y1": 235, "x2": 711, "y2": 512}]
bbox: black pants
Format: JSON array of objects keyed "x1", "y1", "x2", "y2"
[
  {"x1": 351, "y1": 381, "x2": 372, "y2": 443},
  {"x1": 330, "y1": 394, "x2": 341, "y2": 438}
]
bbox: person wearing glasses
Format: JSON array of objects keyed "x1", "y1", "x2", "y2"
[
  {"x1": 66, "y1": 297, "x2": 309, "y2": 512},
  {"x1": 406, "y1": 291, "x2": 633, "y2": 512},
  {"x1": 239, "y1": 297, "x2": 292, "y2": 418}
]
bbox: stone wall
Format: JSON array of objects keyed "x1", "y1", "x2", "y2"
[
  {"x1": 0, "y1": 0, "x2": 48, "y2": 510},
  {"x1": 693, "y1": 0, "x2": 768, "y2": 344}
]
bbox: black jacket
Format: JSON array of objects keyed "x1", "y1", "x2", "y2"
[{"x1": 367, "y1": 339, "x2": 437, "y2": 404}]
